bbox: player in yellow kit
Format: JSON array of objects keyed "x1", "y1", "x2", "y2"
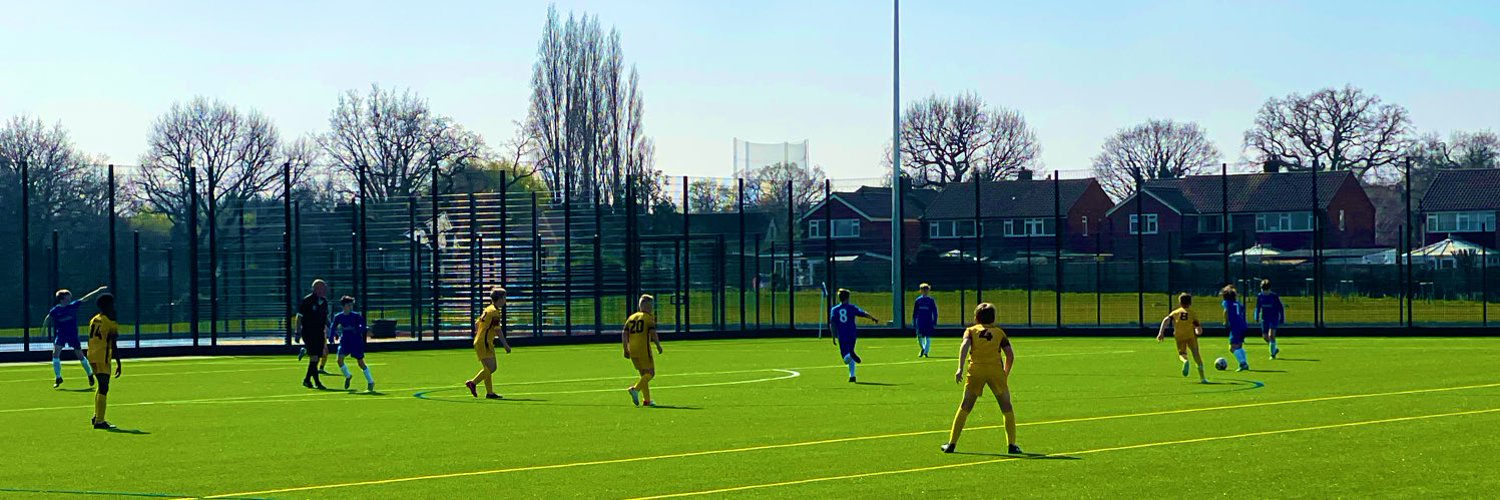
[
  {"x1": 940, "y1": 303, "x2": 1021, "y2": 455},
  {"x1": 86, "y1": 294, "x2": 123, "y2": 430},
  {"x1": 1157, "y1": 292, "x2": 1207, "y2": 383},
  {"x1": 465, "y1": 288, "x2": 512, "y2": 399},
  {"x1": 623, "y1": 294, "x2": 663, "y2": 407}
]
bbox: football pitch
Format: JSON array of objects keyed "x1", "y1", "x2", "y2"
[{"x1": 3, "y1": 336, "x2": 1499, "y2": 498}]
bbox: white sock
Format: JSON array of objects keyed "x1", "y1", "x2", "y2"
[
  {"x1": 362, "y1": 366, "x2": 374, "y2": 385},
  {"x1": 843, "y1": 354, "x2": 856, "y2": 378},
  {"x1": 52, "y1": 356, "x2": 62, "y2": 379},
  {"x1": 339, "y1": 364, "x2": 351, "y2": 378}
]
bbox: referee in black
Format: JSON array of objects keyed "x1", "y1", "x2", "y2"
[{"x1": 298, "y1": 279, "x2": 331, "y2": 389}]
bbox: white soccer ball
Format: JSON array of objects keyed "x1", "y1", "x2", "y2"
[{"x1": 1214, "y1": 357, "x2": 1229, "y2": 371}]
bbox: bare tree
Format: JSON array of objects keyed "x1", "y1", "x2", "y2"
[
  {"x1": 897, "y1": 92, "x2": 1040, "y2": 187},
  {"x1": 136, "y1": 97, "x2": 284, "y2": 226},
  {"x1": 1412, "y1": 130, "x2": 1500, "y2": 171},
  {"x1": 0, "y1": 115, "x2": 107, "y2": 225},
  {"x1": 1091, "y1": 119, "x2": 1221, "y2": 200},
  {"x1": 526, "y1": 5, "x2": 655, "y2": 205},
  {"x1": 1244, "y1": 85, "x2": 1412, "y2": 180},
  {"x1": 321, "y1": 85, "x2": 486, "y2": 202},
  {"x1": 746, "y1": 162, "x2": 826, "y2": 216}
]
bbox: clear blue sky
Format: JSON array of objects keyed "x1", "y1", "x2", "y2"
[{"x1": 2, "y1": 0, "x2": 1497, "y2": 181}]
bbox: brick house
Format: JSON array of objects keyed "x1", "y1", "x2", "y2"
[
  {"x1": 1104, "y1": 169, "x2": 1377, "y2": 257},
  {"x1": 1418, "y1": 168, "x2": 1500, "y2": 248},
  {"x1": 918, "y1": 175, "x2": 1114, "y2": 257},
  {"x1": 798, "y1": 186, "x2": 937, "y2": 288}
]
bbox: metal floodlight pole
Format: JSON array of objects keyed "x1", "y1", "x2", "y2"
[{"x1": 890, "y1": 0, "x2": 907, "y2": 330}]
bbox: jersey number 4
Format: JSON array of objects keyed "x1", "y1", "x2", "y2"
[{"x1": 978, "y1": 330, "x2": 993, "y2": 341}]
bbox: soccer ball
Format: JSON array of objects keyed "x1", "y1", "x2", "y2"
[{"x1": 1214, "y1": 358, "x2": 1229, "y2": 371}]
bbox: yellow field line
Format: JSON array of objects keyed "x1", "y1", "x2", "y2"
[
  {"x1": 194, "y1": 380, "x2": 1500, "y2": 499},
  {"x1": 632, "y1": 406, "x2": 1500, "y2": 499}
]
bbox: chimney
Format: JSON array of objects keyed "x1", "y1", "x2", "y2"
[
  {"x1": 1017, "y1": 169, "x2": 1034, "y2": 181},
  {"x1": 1262, "y1": 159, "x2": 1280, "y2": 173}
]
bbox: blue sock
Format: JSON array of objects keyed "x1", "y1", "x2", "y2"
[
  {"x1": 77, "y1": 351, "x2": 93, "y2": 377},
  {"x1": 52, "y1": 356, "x2": 62, "y2": 379},
  {"x1": 1269, "y1": 339, "x2": 1278, "y2": 352},
  {"x1": 362, "y1": 366, "x2": 374, "y2": 385},
  {"x1": 339, "y1": 364, "x2": 351, "y2": 378},
  {"x1": 1233, "y1": 348, "x2": 1248, "y2": 367},
  {"x1": 921, "y1": 336, "x2": 931, "y2": 354},
  {"x1": 844, "y1": 354, "x2": 856, "y2": 378}
]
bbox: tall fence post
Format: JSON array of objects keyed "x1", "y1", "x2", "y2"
[
  {"x1": 532, "y1": 191, "x2": 542, "y2": 337},
  {"x1": 468, "y1": 193, "x2": 479, "y2": 321},
  {"x1": 1134, "y1": 169, "x2": 1144, "y2": 330},
  {"x1": 682, "y1": 176, "x2": 691, "y2": 332},
  {"x1": 824, "y1": 179, "x2": 833, "y2": 308},
  {"x1": 20, "y1": 161, "x2": 30, "y2": 352},
  {"x1": 167, "y1": 247, "x2": 175, "y2": 339},
  {"x1": 108, "y1": 164, "x2": 118, "y2": 293},
  {"x1": 1404, "y1": 158, "x2": 1414, "y2": 327},
  {"x1": 738, "y1": 178, "x2": 746, "y2": 331},
  {"x1": 283, "y1": 162, "x2": 293, "y2": 345},
  {"x1": 187, "y1": 159, "x2": 200, "y2": 346},
  {"x1": 1221, "y1": 163, "x2": 1230, "y2": 288},
  {"x1": 1095, "y1": 231, "x2": 1102, "y2": 326},
  {"x1": 564, "y1": 175, "x2": 573, "y2": 336},
  {"x1": 1054, "y1": 171, "x2": 1063, "y2": 330},
  {"x1": 208, "y1": 162, "x2": 218, "y2": 346},
  {"x1": 133, "y1": 231, "x2": 141, "y2": 348},
  {"x1": 1025, "y1": 231, "x2": 1033, "y2": 327},
  {"x1": 973, "y1": 176, "x2": 983, "y2": 305},
  {"x1": 408, "y1": 196, "x2": 419, "y2": 339},
  {"x1": 430, "y1": 160, "x2": 441, "y2": 341},
  {"x1": 786, "y1": 179, "x2": 795, "y2": 330},
  {"x1": 755, "y1": 238, "x2": 762, "y2": 330},
  {"x1": 500, "y1": 173, "x2": 510, "y2": 330},
  {"x1": 593, "y1": 184, "x2": 603, "y2": 336},
  {"x1": 1311, "y1": 158, "x2": 1323, "y2": 332}
]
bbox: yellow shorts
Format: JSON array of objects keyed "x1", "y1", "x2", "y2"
[
  {"x1": 1174, "y1": 335, "x2": 1200, "y2": 355},
  {"x1": 630, "y1": 355, "x2": 655, "y2": 372},
  {"x1": 963, "y1": 363, "x2": 1008, "y2": 397},
  {"x1": 475, "y1": 343, "x2": 495, "y2": 360}
]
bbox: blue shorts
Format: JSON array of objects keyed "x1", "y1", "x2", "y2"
[
  {"x1": 837, "y1": 335, "x2": 858, "y2": 358},
  {"x1": 338, "y1": 342, "x2": 365, "y2": 360},
  {"x1": 1260, "y1": 320, "x2": 1280, "y2": 332},
  {"x1": 54, "y1": 332, "x2": 81, "y2": 350},
  {"x1": 915, "y1": 326, "x2": 935, "y2": 337},
  {"x1": 1228, "y1": 328, "x2": 1248, "y2": 346}
]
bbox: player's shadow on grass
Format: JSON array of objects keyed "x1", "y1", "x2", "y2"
[
  {"x1": 105, "y1": 427, "x2": 150, "y2": 435},
  {"x1": 853, "y1": 381, "x2": 905, "y2": 387},
  {"x1": 352, "y1": 391, "x2": 387, "y2": 396},
  {"x1": 60, "y1": 388, "x2": 94, "y2": 393},
  {"x1": 1274, "y1": 358, "x2": 1319, "y2": 362},
  {"x1": 956, "y1": 452, "x2": 1078, "y2": 460},
  {"x1": 1247, "y1": 369, "x2": 1288, "y2": 373},
  {"x1": 646, "y1": 404, "x2": 703, "y2": 410}
]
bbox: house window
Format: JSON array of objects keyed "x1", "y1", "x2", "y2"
[
  {"x1": 1082, "y1": 216, "x2": 1089, "y2": 237},
  {"x1": 1197, "y1": 215, "x2": 1229, "y2": 233},
  {"x1": 809, "y1": 219, "x2": 859, "y2": 239},
  {"x1": 929, "y1": 220, "x2": 978, "y2": 239},
  {"x1": 1002, "y1": 218, "x2": 1055, "y2": 237},
  {"x1": 1427, "y1": 211, "x2": 1496, "y2": 233},
  {"x1": 1339, "y1": 210, "x2": 1346, "y2": 232},
  {"x1": 1255, "y1": 212, "x2": 1314, "y2": 233},
  {"x1": 1128, "y1": 214, "x2": 1158, "y2": 235},
  {"x1": 808, "y1": 220, "x2": 821, "y2": 238}
]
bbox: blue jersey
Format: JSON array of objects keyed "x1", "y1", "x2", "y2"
[
  {"x1": 48, "y1": 301, "x2": 84, "y2": 337},
  {"x1": 829, "y1": 303, "x2": 866, "y2": 339},
  {"x1": 912, "y1": 296, "x2": 938, "y2": 335},
  {"x1": 329, "y1": 312, "x2": 367, "y2": 345},
  {"x1": 1255, "y1": 292, "x2": 1285, "y2": 323},
  {"x1": 1223, "y1": 300, "x2": 1248, "y2": 334}
]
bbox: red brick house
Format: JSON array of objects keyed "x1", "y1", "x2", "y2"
[
  {"x1": 799, "y1": 185, "x2": 936, "y2": 268},
  {"x1": 919, "y1": 175, "x2": 1114, "y2": 257},
  {"x1": 1419, "y1": 168, "x2": 1500, "y2": 248},
  {"x1": 1104, "y1": 169, "x2": 1377, "y2": 257}
]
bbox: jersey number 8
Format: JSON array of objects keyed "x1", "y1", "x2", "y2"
[{"x1": 838, "y1": 310, "x2": 849, "y2": 323}]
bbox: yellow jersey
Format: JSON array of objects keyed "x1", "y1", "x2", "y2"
[
  {"x1": 1169, "y1": 307, "x2": 1200, "y2": 337},
  {"x1": 86, "y1": 314, "x2": 118, "y2": 368},
  {"x1": 625, "y1": 312, "x2": 656, "y2": 358},
  {"x1": 474, "y1": 305, "x2": 503, "y2": 349},
  {"x1": 963, "y1": 324, "x2": 1009, "y2": 366}
]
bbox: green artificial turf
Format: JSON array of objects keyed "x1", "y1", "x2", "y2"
[{"x1": 3, "y1": 336, "x2": 1499, "y2": 498}]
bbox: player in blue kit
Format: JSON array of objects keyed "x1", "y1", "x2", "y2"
[
  {"x1": 1255, "y1": 279, "x2": 1283, "y2": 359},
  {"x1": 330, "y1": 296, "x2": 374, "y2": 392},
  {"x1": 829, "y1": 289, "x2": 880, "y2": 382},
  {"x1": 1222, "y1": 285, "x2": 1251, "y2": 371},
  {"x1": 912, "y1": 284, "x2": 938, "y2": 358},
  {"x1": 42, "y1": 285, "x2": 109, "y2": 388}
]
